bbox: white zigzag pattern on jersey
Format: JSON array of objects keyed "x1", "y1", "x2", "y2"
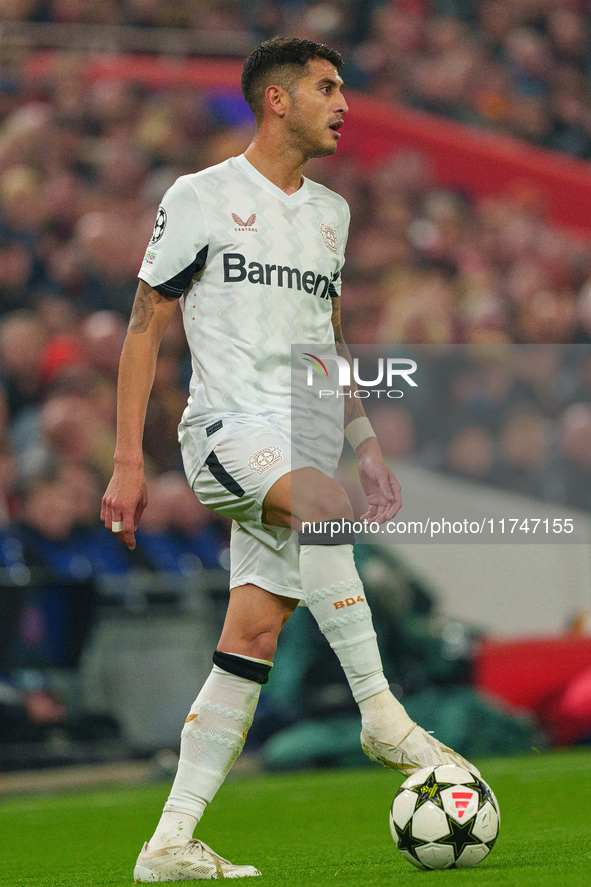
[{"x1": 151, "y1": 157, "x2": 350, "y2": 484}]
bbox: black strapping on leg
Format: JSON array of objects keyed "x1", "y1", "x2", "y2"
[{"x1": 213, "y1": 651, "x2": 272, "y2": 684}]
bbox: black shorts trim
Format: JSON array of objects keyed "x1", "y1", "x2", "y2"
[{"x1": 205, "y1": 450, "x2": 245, "y2": 498}]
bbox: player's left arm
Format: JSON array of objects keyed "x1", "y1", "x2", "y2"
[{"x1": 331, "y1": 294, "x2": 402, "y2": 522}]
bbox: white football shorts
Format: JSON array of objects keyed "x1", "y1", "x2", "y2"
[{"x1": 186, "y1": 423, "x2": 304, "y2": 600}]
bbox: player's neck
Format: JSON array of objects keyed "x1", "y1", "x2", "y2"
[{"x1": 243, "y1": 140, "x2": 305, "y2": 196}]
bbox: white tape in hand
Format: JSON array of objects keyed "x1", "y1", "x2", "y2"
[{"x1": 111, "y1": 520, "x2": 124, "y2": 533}]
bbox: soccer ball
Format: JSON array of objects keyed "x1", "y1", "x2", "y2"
[{"x1": 389, "y1": 764, "x2": 500, "y2": 870}]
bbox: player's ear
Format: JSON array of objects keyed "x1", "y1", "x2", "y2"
[{"x1": 265, "y1": 84, "x2": 288, "y2": 118}]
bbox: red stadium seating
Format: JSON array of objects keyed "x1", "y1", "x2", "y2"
[{"x1": 474, "y1": 637, "x2": 591, "y2": 745}]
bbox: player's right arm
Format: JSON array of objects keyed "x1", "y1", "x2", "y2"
[{"x1": 101, "y1": 279, "x2": 179, "y2": 550}]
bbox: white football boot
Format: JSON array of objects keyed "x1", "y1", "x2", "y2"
[
  {"x1": 361, "y1": 722, "x2": 481, "y2": 778},
  {"x1": 133, "y1": 839, "x2": 261, "y2": 881}
]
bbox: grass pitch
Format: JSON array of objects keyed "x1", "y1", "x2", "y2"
[{"x1": 0, "y1": 748, "x2": 589, "y2": 887}]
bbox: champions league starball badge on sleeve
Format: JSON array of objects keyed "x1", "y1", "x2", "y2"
[{"x1": 150, "y1": 206, "x2": 167, "y2": 244}]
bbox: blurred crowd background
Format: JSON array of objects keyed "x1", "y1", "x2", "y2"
[
  {"x1": 356, "y1": 345, "x2": 591, "y2": 512},
  {"x1": 1, "y1": 0, "x2": 591, "y2": 769},
  {"x1": 5, "y1": 0, "x2": 591, "y2": 156}
]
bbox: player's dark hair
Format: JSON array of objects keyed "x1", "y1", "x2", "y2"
[{"x1": 241, "y1": 35, "x2": 343, "y2": 122}]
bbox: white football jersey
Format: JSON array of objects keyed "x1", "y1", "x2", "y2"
[{"x1": 139, "y1": 154, "x2": 350, "y2": 483}]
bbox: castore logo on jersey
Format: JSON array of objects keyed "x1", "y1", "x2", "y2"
[{"x1": 232, "y1": 212, "x2": 257, "y2": 231}]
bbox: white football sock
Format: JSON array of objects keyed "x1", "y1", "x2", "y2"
[
  {"x1": 147, "y1": 810, "x2": 197, "y2": 849},
  {"x1": 299, "y1": 544, "x2": 415, "y2": 743},
  {"x1": 299, "y1": 543, "x2": 390, "y2": 702},
  {"x1": 148, "y1": 662, "x2": 267, "y2": 850},
  {"x1": 358, "y1": 687, "x2": 416, "y2": 747}
]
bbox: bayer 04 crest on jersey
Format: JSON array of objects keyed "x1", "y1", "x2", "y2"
[{"x1": 389, "y1": 764, "x2": 500, "y2": 870}]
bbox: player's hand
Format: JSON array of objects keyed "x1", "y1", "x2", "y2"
[
  {"x1": 356, "y1": 437, "x2": 402, "y2": 524},
  {"x1": 101, "y1": 462, "x2": 148, "y2": 550}
]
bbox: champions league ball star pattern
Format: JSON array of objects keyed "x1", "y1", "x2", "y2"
[
  {"x1": 150, "y1": 206, "x2": 167, "y2": 244},
  {"x1": 390, "y1": 765, "x2": 500, "y2": 870}
]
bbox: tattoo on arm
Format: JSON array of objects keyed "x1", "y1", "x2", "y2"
[
  {"x1": 129, "y1": 281, "x2": 155, "y2": 333},
  {"x1": 331, "y1": 295, "x2": 367, "y2": 425},
  {"x1": 129, "y1": 281, "x2": 173, "y2": 333},
  {"x1": 331, "y1": 295, "x2": 344, "y2": 345}
]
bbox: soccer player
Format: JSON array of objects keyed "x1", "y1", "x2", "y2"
[{"x1": 101, "y1": 36, "x2": 478, "y2": 882}]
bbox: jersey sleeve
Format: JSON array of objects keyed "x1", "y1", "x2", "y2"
[
  {"x1": 139, "y1": 175, "x2": 209, "y2": 298},
  {"x1": 328, "y1": 197, "x2": 350, "y2": 299}
]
